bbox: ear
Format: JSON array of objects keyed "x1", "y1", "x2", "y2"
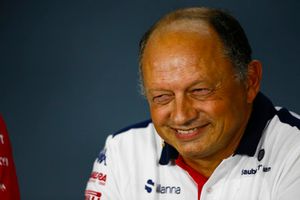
[{"x1": 246, "y1": 60, "x2": 262, "y2": 103}]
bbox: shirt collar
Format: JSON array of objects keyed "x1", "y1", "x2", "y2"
[{"x1": 159, "y1": 92, "x2": 277, "y2": 165}]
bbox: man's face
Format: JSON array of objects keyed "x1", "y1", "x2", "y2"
[{"x1": 142, "y1": 22, "x2": 253, "y2": 161}]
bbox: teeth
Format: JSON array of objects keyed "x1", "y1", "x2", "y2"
[{"x1": 176, "y1": 128, "x2": 197, "y2": 134}]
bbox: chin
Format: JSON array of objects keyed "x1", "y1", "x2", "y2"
[{"x1": 177, "y1": 144, "x2": 207, "y2": 159}]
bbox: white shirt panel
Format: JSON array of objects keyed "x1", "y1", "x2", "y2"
[{"x1": 86, "y1": 107, "x2": 300, "y2": 200}]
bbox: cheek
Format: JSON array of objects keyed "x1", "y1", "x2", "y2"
[
  {"x1": 150, "y1": 106, "x2": 170, "y2": 126},
  {"x1": 199, "y1": 87, "x2": 247, "y2": 120},
  {"x1": 202, "y1": 97, "x2": 248, "y2": 137},
  {"x1": 196, "y1": 99, "x2": 237, "y2": 134},
  {"x1": 196, "y1": 100, "x2": 226, "y2": 119}
]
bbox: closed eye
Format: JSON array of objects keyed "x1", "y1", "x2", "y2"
[
  {"x1": 191, "y1": 88, "x2": 213, "y2": 98},
  {"x1": 152, "y1": 94, "x2": 173, "y2": 105}
]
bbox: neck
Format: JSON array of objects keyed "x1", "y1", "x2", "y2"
[{"x1": 182, "y1": 140, "x2": 239, "y2": 177}]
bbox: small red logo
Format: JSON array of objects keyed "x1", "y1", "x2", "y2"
[
  {"x1": 0, "y1": 183, "x2": 6, "y2": 192},
  {"x1": 0, "y1": 157, "x2": 9, "y2": 167},
  {"x1": 85, "y1": 190, "x2": 102, "y2": 200},
  {"x1": 89, "y1": 171, "x2": 107, "y2": 185}
]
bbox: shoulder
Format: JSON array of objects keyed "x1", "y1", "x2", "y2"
[
  {"x1": 96, "y1": 120, "x2": 161, "y2": 171},
  {"x1": 101, "y1": 120, "x2": 160, "y2": 157},
  {"x1": 108, "y1": 119, "x2": 156, "y2": 144},
  {"x1": 112, "y1": 119, "x2": 153, "y2": 137},
  {"x1": 262, "y1": 107, "x2": 300, "y2": 163},
  {"x1": 267, "y1": 107, "x2": 300, "y2": 140},
  {"x1": 262, "y1": 108, "x2": 300, "y2": 197},
  {"x1": 275, "y1": 107, "x2": 300, "y2": 130}
]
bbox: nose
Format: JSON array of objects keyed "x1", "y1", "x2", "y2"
[{"x1": 171, "y1": 95, "x2": 198, "y2": 126}]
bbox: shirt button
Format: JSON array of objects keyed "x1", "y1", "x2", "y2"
[{"x1": 206, "y1": 187, "x2": 213, "y2": 193}]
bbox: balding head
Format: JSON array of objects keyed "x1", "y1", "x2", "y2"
[{"x1": 138, "y1": 7, "x2": 252, "y2": 94}]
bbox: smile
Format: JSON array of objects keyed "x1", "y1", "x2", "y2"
[
  {"x1": 172, "y1": 123, "x2": 209, "y2": 140},
  {"x1": 176, "y1": 128, "x2": 198, "y2": 135}
]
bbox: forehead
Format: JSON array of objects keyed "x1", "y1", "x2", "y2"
[
  {"x1": 142, "y1": 20, "x2": 226, "y2": 65},
  {"x1": 143, "y1": 21, "x2": 225, "y2": 66},
  {"x1": 141, "y1": 20, "x2": 235, "y2": 89}
]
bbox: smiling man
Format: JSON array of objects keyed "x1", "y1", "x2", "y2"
[{"x1": 85, "y1": 7, "x2": 300, "y2": 200}]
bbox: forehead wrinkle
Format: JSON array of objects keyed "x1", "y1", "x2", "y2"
[
  {"x1": 142, "y1": 18, "x2": 229, "y2": 68},
  {"x1": 147, "y1": 23, "x2": 223, "y2": 62},
  {"x1": 144, "y1": 33, "x2": 222, "y2": 83},
  {"x1": 151, "y1": 19, "x2": 211, "y2": 40},
  {"x1": 145, "y1": 62, "x2": 209, "y2": 93}
]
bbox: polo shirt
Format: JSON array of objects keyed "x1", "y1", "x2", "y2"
[{"x1": 85, "y1": 93, "x2": 300, "y2": 200}]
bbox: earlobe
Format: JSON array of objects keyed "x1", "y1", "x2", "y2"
[{"x1": 246, "y1": 60, "x2": 262, "y2": 103}]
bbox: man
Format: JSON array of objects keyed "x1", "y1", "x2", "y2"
[
  {"x1": 85, "y1": 7, "x2": 300, "y2": 199},
  {"x1": 0, "y1": 115, "x2": 20, "y2": 200}
]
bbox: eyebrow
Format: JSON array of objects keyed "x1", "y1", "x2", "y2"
[
  {"x1": 146, "y1": 89, "x2": 173, "y2": 94},
  {"x1": 146, "y1": 80, "x2": 209, "y2": 93}
]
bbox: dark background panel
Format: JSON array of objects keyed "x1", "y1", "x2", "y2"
[{"x1": 0, "y1": 0, "x2": 299, "y2": 199}]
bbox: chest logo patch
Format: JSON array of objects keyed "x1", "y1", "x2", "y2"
[
  {"x1": 145, "y1": 179, "x2": 181, "y2": 194},
  {"x1": 241, "y1": 164, "x2": 271, "y2": 175}
]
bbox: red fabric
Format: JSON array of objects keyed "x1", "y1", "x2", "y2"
[
  {"x1": 0, "y1": 115, "x2": 20, "y2": 200},
  {"x1": 176, "y1": 156, "x2": 208, "y2": 200}
]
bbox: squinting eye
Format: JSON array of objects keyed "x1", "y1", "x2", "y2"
[
  {"x1": 152, "y1": 94, "x2": 173, "y2": 104},
  {"x1": 191, "y1": 88, "x2": 212, "y2": 96}
]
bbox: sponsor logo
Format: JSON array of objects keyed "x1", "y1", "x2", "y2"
[
  {"x1": 97, "y1": 149, "x2": 107, "y2": 166},
  {"x1": 145, "y1": 179, "x2": 155, "y2": 193},
  {"x1": 89, "y1": 171, "x2": 107, "y2": 185},
  {"x1": 145, "y1": 179, "x2": 181, "y2": 194},
  {"x1": 0, "y1": 157, "x2": 8, "y2": 167},
  {"x1": 85, "y1": 190, "x2": 102, "y2": 200},
  {"x1": 241, "y1": 164, "x2": 271, "y2": 175}
]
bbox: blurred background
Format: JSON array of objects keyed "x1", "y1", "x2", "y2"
[{"x1": 0, "y1": 0, "x2": 299, "y2": 199}]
